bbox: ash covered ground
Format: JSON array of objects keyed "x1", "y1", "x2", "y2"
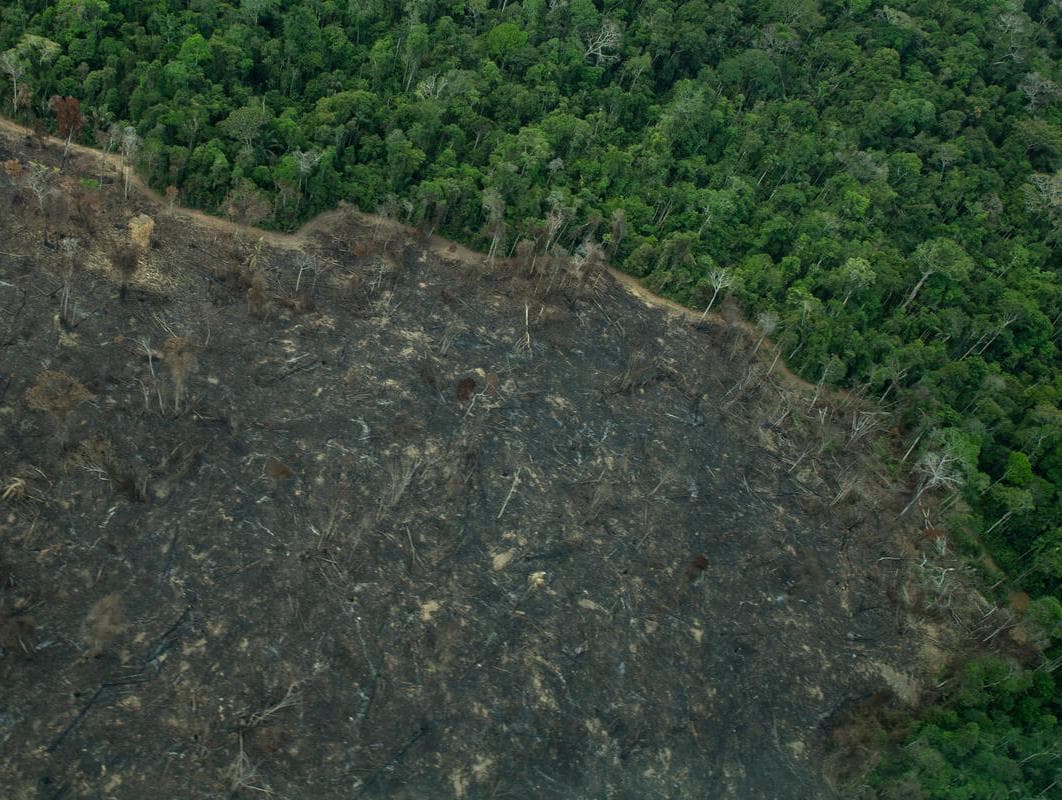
[{"x1": 0, "y1": 128, "x2": 949, "y2": 799}]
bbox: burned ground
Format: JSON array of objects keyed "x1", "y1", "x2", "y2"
[{"x1": 1, "y1": 129, "x2": 963, "y2": 799}]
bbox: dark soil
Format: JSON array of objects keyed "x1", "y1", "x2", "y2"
[{"x1": 1, "y1": 129, "x2": 948, "y2": 799}]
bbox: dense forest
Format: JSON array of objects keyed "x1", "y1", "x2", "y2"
[{"x1": 1, "y1": 0, "x2": 1059, "y2": 794}]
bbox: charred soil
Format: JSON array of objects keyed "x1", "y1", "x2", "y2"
[{"x1": 0, "y1": 126, "x2": 978, "y2": 799}]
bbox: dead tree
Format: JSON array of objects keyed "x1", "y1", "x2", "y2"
[
  {"x1": 162, "y1": 336, "x2": 198, "y2": 413},
  {"x1": 111, "y1": 244, "x2": 140, "y2": 301},
  {"x1": 753, "y1": 311, "x2": 779, "y2": 355},
  {"x1": 582, "y1": 19, "x2": 622, "y2": 64},
  {"x1": 482, "y1": 188, "x2": 506, "y2": 265},
  {"x1": 899, "y1": 447, "x2": 965, "y2": 518},
  {"x1": 700, "y1": 268, "x2": 733, "y2": 320},
  {"x1": 572, "y1": 239, "x2": 606, "y2": 290},
  {"x1": 25, "y1": 369, "x2": 93, "y2": 443},
  {"x1": 0, "y1": 50, "x2": 25, "y2": 115},
  {"x1": 48, "y1": 95, "x2": 84, "y2": 161},
  {"x1": 23, "y1": 161, "x2": 60, "y2": 242},
  {"x1": 57, "y1": 237, "x2": 80, "y2": 325},
  {"x1": 120, "y1": 126, "x2": 140, "y2": 200}
]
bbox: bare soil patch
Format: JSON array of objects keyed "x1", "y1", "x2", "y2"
[{"x1": 0, "y1": 125, "x2": 970, "y2": 799}]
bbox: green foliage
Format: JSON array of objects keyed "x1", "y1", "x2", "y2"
[
  {"x1": 868, "y1": 657, "x2": 1060, "y2": 800},
  {"x1": 486, "y1": 23, "x2": 528, "y2": 62}
]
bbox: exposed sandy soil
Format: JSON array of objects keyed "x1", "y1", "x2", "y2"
[{"x1": 0, "y1": 123, "x2": 974, "y2": 800}]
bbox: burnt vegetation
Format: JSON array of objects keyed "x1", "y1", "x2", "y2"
[{"x1": 0, "y1": 127, "x2": 1046, "y2": 800}]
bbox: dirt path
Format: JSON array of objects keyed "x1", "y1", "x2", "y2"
[{"x1": 1, "y1": 115, "x2": 827, "y2": 395}]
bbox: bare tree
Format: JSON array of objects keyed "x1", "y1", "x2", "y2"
[
  {"x1": 514, "y1": 239, "x2": 536, "y2": 276},
  {"x1": 120, "y1": 126, "x2": 141, "y2": 200},
  {"x1": 373, "y1": 194, "x2": 399, "y2": 242},
  {"x1": 936, "y1": 141, "x2": 962, "y2": 176},
  {"x1": 752, "y1": 311, "x2": 779, "y2": 355},
  {"x1": 482, "y1": 188, "x2": 506, "y2": 265},
  {"x1": 541, "y1": 207, "x2": 566, "y2": 255},
  {"x1": 240, "y1": 0, "x2": 277, "y2": 25},
  {"x1": 293, "y1": 149, "x2": 321, "y2": 199},
  {"x1": 25, "y1": 160, "x2": 59, "y2": 214},
  {"x1": 164, "y1": 184, "x2": 179, "y2": 213},
  {"x1": 1023, "y1": 171, "x2": 1061, "y2": 241},
  {"x1": 697, "y1": 191, "x2": 735, "y2": 237},
  {"x1": 700, "y1": 268, "x2": 733, "y2": 320},
  {"x1": 876, "y1": 357, "x2": 909, "y2": 402},
  {"x1": 848, "y1": 411, "x2": 884, "y2": 445},
  {"x1": 111, "y1": 243, "x2": 140, "y2": 301},
  {"x1": 899, "y1": 447, "x2": 965, "y2": 518},
  {"x1": 572, "y1": 239, "x2": 606, "y2": 288},
  {"x1": 1018, "y1": 72, "x2": 1062, "y2": 111},
  {"x1": 162, "y1": 336, "x2": 198, "y2": 413},
  {"x1": 58, "y1": 236, "x2": 79, "y2": 325},
  {"x1": 809, "y1": 356, "x2": 843, "y2": 410},
  {"x1": 0, "y1": 50, "x2": 25, "y2": 115},
  {"x1": 582, "y1": 19, "x2": 622, "y2": 65},
  {"x1": 22, "y1": 160, "x2": 60, "y2": 243},
  {"x1": 994, "y1": 10, "x2": 1032, "y2": 65}
]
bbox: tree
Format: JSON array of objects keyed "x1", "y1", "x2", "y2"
[
  {"x1": 24, "y1": 161, "x2": 60, "y2": 215},
  {"x1": 482, "y1": 187, "x2": 506, "y2": 264},
  {"x1": 606, "y1": 208, "x2": 626, "y2": 256},
  {"x1": 582, "y1": 19, "x2": 622, "y2": 65},
  {"x1": 1, "y1": 35, "x2": 60, "y2": 115},
  {"x1": 1018, "y1": 72, "x2": 1062, "y2": 112},
  {"x1": 899, "y1": 238, "x2": 973, "y2": 312},
  {"x1": 241, "y1": 0, "x2": 278, "y2": 25},
  {"x1": 1023, "y1": 171, "x2": 1062, "y2": 242},
  {"x1": 700, "y1": 268, "x2": 733, "y2": 319},
  {"x1": 1023, "y1": 596, "x2": 1062, "y2": 650},
  {"x1": 836, "y1": 256, "x2": 874, "y2": 306},
  {"x1": 292, "y1": 149, "x2": 321, "y2": 198},
  {"x1": 220, "y1": 104, "x2": 270, "y2": 155},
  {"x1": 57, "y1": 236, "x2": 80, "y2": 325},
  {"x1": 753, "y1": 311, "x2": 779, "y2": 355},
  {"x1": 120, "y1": 126, "x2": 140, "y2": 200},
  {"x1": 983, "y1": 485, "x2": 1034, "y2": 537},
  {"x1": 0, "y1": 50, "x2": 26, "y2": 115},
  {"x1": 900, "y1": 442, "x2": 967, "y2": 517},
  {"x1": 1003, "y1": 451, "x2": 1034, "y2": 487},
  {"x1": 384, "y1": 129, "x2": 425, "y2": 190},
  {"x1": 162, "y1": 337, "x2": 198, "y2": 413},
  {"x1": 48, "y1": 95, "x2": 84, "y2": 159},
  {"x1": 486, "y1": 23, "x2": 528, "y2": 66},
  {"x1": 111, "y1": 243, "x2": 140, "y2": 301},
  {"x1": 697, "y1": 190, "x2": 736, "y2": 237}
]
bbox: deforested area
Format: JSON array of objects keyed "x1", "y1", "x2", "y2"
[{"x1": 2, "y1": 121, "x2": 1038, "y2": 800}]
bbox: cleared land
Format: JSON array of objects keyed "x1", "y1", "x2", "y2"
[{"x1": 0, "y1": 125, "x2": 978, "y2": 799}]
